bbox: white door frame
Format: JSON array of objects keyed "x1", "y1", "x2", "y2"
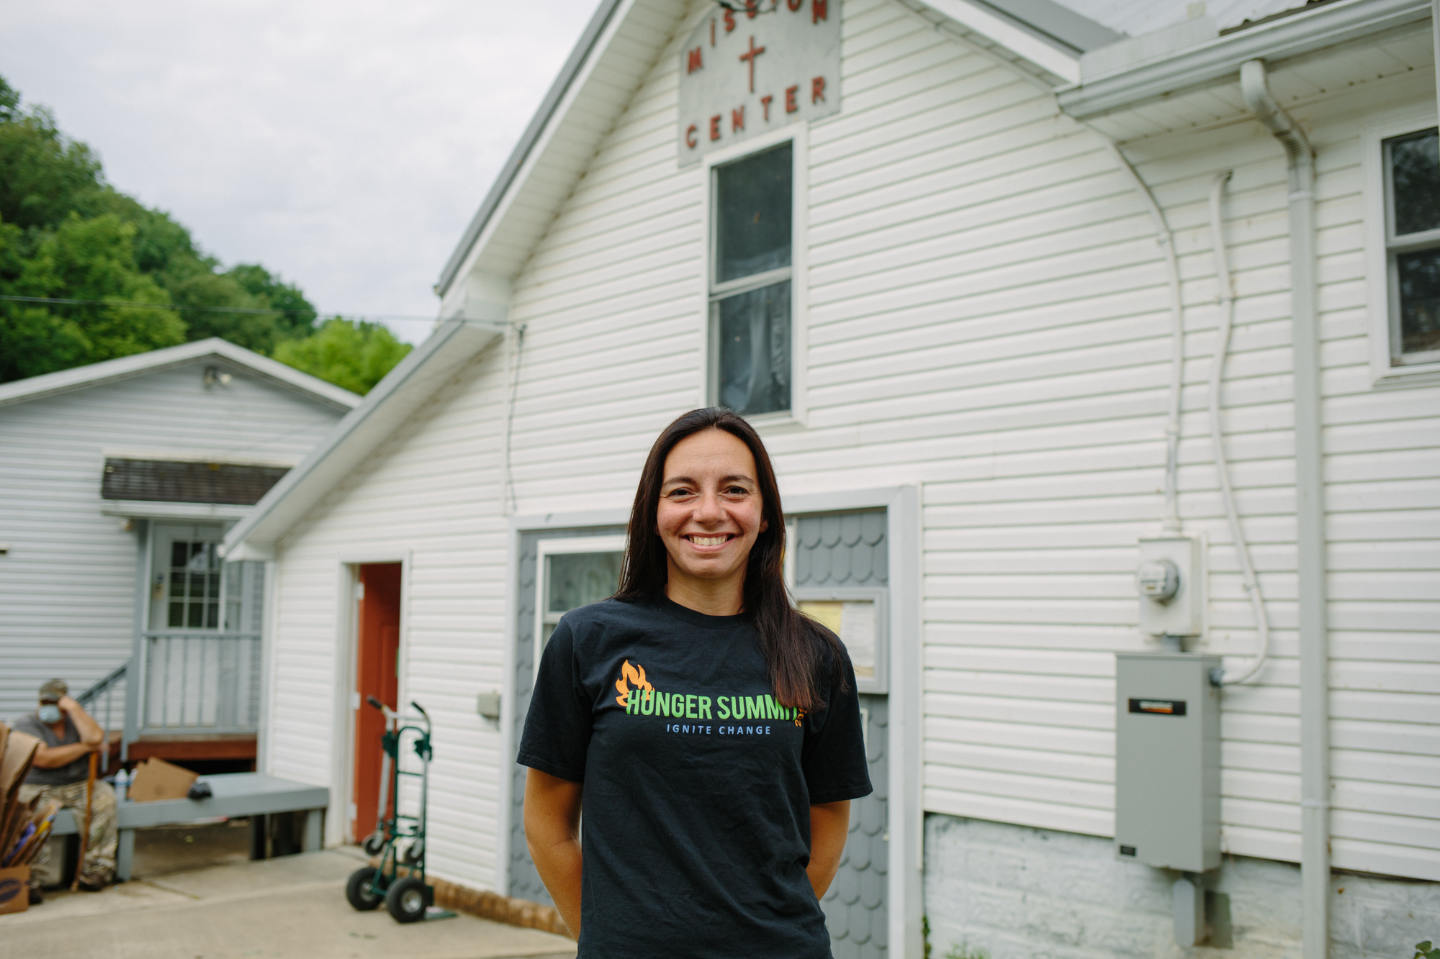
[{"x1": 328, "y1": 552, "x2": 411, "y2": 847}]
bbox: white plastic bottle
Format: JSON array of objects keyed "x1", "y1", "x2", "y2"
[{"x1": 113, "y1": 766, "x2": 129, "y2": 801}]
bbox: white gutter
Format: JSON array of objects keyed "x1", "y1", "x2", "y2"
[
  {"x1": 1059, "y1": 0, "x2": 1429, "y2": 120},
  {"x1": 1239, "y1": 58, "x2": 1329, "y2": 959}
]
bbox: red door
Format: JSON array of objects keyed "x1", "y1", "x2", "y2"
[{"x1": 352, "y1": 563, "x2": 401, "y2": 842}]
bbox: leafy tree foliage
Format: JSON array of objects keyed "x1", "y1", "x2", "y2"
[
  {"x1": 273, "y1": 318, "x2": 411, "y2": 395},
  {"x1": 0, "y1": 74, "x2": 406, "y2": 392},
  {"x1": 1, "y1": 213, "x2": 184, "y2": 380}
]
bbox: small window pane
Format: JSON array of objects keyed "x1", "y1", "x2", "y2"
[
  {"x1": 168, "y1": 603, "x2": 184, "y2": 628},
  {"x1": 546, "y1": 551, "x2": 623, "y2": 614},
  {"x1": 716, "y1": 280, "x2": 791, "y2": 415},
  {"x1": 715, "y1": 143, "x2": 792, "y2": 283},
  {"x1": 1389, "y1": 129, "x2": 1440, "y2": 236},
  {"x1": 1397, "y1": 248, "x2": 1440, "y2": 354}
]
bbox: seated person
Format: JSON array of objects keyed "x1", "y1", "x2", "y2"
[{"x1": 11, "y1": 678, "x2": 117, "y2": 902}]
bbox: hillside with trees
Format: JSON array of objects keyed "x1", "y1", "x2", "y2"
[{"x1": 0, "y1": 75, "x2": 409, "y2": 393}]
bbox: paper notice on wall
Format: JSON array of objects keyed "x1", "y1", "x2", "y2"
[
  {"x1": 840, "y1": 601, "x2": 877, "y2": 680},
  {"x1": 799, "y1": 599, "x2": 878, "y2": 681}
]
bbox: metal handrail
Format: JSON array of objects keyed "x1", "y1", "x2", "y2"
[
  {"x1": 74, "y1": 662, "x2": 128, "y2": 706},
  {"x1": 73, "y1": 661, "x2": 129, "y2": 774}
]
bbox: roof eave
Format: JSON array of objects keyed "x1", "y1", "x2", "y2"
[
  {"x1": 1056, "y1": 0, "x2": 1430, "y2": 120},
  {"x1": 917, "y1": 0, "x2": 1089, "y2": 83},
  {"x1": 220, "y1": 318, "x2": 504, "y2": 557},
  {"x1": 0, "y1": 337, "x2": 361, "y2": 411},
  {"x1": 435, "y1": 0, "x2": 627, "y2": 298}
]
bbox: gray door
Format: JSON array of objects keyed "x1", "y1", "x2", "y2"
[
  {"x1": 508, "y1": 528, "x2": 625, "y2": 904},
  {"x1": 796, "y1": 510, "x2": 890, "y2": 959}
]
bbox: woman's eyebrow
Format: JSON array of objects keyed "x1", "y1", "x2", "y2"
[{"x1": 661, "y1": 474, "x2": 756, "y2": 486}]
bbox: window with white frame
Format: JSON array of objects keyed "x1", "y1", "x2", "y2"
[
  {"x1": 534, "y1": 536, "x2": 625, "y2": 670},
  {"x1": 1377, "y1": 125, "x2": 1440, "y2": 370},
  {"x1": 710, "y1": 141, "x2": 793, "y2": 415}
]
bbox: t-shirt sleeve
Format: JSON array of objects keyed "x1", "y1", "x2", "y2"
[
  {"x1": 801, "y1": 641, "x2": 873, "y2": 805},
  {"x1": 516, "y1": 616, "x2": 592, "y2": 783},
  {"x1": 11, "y1": 713, "x2": 44, "y2": 739}
]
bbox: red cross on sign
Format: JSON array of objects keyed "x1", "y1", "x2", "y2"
[{"x1": 738, "y1": 35, "x2": 765, "y2": 93}]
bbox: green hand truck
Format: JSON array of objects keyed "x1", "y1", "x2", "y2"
[{"x1": 344, "y1": 696, "x2": 453, "y2": 923}]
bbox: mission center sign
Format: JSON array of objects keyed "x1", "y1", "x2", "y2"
[{"x1": 677, "y1": 0, "x2": 842, "y2": 166}]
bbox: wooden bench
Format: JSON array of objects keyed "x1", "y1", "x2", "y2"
[{"x1": 49, "y1": 772, "x2": 327, "y2": 881}]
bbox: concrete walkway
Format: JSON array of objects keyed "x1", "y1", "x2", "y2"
[{"x1": 2, "y1": 845, "x2": 576, "y2": 959}]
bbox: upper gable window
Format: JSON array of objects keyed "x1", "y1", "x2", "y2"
[
  {"x1": 710, "y1": 141, "x2": 793, "y2": 415},
  {"x1": 1370, "y1": 124, "x2": 1440, "y2": 381}
]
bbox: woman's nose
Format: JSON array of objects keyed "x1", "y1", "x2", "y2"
[{"x1": 694, "y1": 490, "x2": 723, "y2": 520}]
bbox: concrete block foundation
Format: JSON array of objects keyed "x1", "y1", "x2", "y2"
[{"x1": 923, "y1": 814, "x2": 1440, "y2": 959}]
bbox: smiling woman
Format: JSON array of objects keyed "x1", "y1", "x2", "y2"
[
  {"x1": 655, "y1": 427, "x2": 769, "y2": 612},
  {"x1": 517, "y1": 407, "x2": 872, "y2": 959}
]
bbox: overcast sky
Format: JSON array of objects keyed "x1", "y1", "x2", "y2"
[{"x1": 0, "y1": 0, "x2": 602, "y2": 342}]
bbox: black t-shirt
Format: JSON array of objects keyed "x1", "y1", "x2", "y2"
[{"x1": 517, "y1": 596, "x2": 872, "y2": 959}]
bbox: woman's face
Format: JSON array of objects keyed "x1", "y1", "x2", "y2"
[{"x1": 656, "y1": 428, "x2": 768, "y2": 601}]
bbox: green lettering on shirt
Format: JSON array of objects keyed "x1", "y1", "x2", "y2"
[{"x1": 698, "y1": 696, "x2": 712, "y2": 719}]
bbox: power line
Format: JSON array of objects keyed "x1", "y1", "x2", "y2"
[{"x1": 0, "y1": 293, "x2": 443, "y2": 327}]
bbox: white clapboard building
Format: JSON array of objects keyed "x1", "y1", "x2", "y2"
[
  {"x1": 224, "y1": 1, "x2": 1439, "y2": 955},
  {"x1": 0, "y1": 339, "x2": 357, "y2": 766}
]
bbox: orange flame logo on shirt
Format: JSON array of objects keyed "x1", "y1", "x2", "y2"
[{"x1": 614, "y1": 659, "x2": 654, "y2": 708}]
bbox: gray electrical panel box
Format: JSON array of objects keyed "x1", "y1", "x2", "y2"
[{"x1": 1115, "y1": 652, "x2": 1221, "y2": 872}]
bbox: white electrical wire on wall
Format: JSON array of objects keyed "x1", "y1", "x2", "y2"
[
  {"x1": 1206, "y1": 170, "x2": 1271, "y2": 686},
  {"x1": 1090, "y1": 134, "x2": 1186, "y2": 534}
]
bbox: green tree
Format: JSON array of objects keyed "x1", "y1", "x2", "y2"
[
  {"x1": 0, "y1": 213, "x2": 184, "y2": 380},
  {"x1": 0, "y1": 76, "x2": 20, "y2": 122},
  {"x1": 0, "y1": 74, "x2": 340, "y2": 384},
  {"x1": 273, "y1": 317, "x2": 411, "y2": 394},
  {"x1": 226, "y1": 263, "x2": 317, "y2": 340},
  {"x1": 0, "y1": 95, "x2": 103, "y2": 231},
  {"x1": 167, "y1": 270, "x2": 281, "y2": 354}
]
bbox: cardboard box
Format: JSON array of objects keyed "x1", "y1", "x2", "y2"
[
  {"x1": 0, "y1": 865, "x2": 30, "y2": 915},
  {"x1": 127, "y1": 757, "x2": 198, "y2": 802},
  {"x1": 0, "y1": 728, "x2": 40, "y2": 862}
]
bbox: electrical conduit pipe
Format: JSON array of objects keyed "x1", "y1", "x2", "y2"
[
  {"x1": 1239, "y1": 58, "x2": 1330, "y2": 959},
  {"x1": 1206, "y1": 170, "x2": 1272, "y2": 687}
]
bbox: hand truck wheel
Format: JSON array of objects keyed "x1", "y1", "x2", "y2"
[
  {"x1": 344, "y1": 866, "x2": 384, "y2": 911},
  {"x1": 385, "y1": 875, "x2": 429, "y2": 923}
]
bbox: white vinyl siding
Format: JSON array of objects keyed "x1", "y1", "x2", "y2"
[
  {"x1": 501, "y1": 0, "x2": 1439, "y2": 880},
  {"x1": 0, "y1": 362, "x2": 343, "y2": 724},
  {"x1": 264, "y1": 348, "x2": 514, "y2": 890},
  {"x1": 262, "y1": 0, "x2": 1438, "y2": 894}
]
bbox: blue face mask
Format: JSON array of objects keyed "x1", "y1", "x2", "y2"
[{"x1": 38, "y1": 704, "x2": 61, "y2": 724}]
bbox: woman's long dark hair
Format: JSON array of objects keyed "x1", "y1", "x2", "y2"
[{"x1": 614, "y1": 407, "x2": 844, "y2": 710}]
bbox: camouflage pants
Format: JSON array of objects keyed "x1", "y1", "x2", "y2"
[{"x1": 16, "y1": 779, "x2": 118, "y2": 888}]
